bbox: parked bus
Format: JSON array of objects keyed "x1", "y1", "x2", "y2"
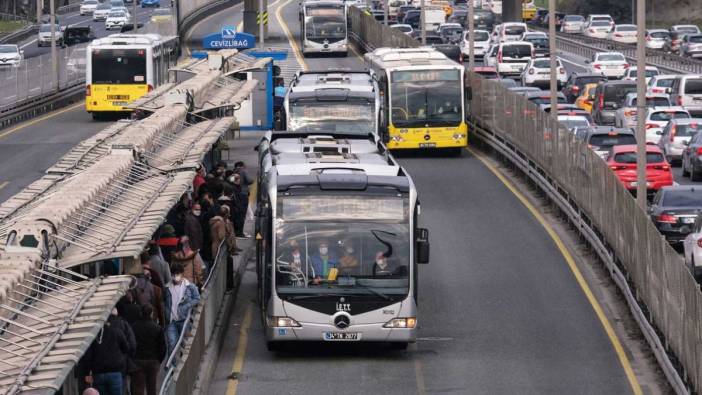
[
  {"x1": 300, "y1": 0, "x2": 348, "y2": 56},
  {"x1": 255, "y1": 132, "x2": 430, "y2": 350},
  {"x1": 85, "y1": 33, "x2": 178, "y2": 118},
  {"x1": 365, "y1": 47, "x2": 468, "y2": 154},
  {"x1": 283, "y1": 70, "x2": 380, "y2": 136}
]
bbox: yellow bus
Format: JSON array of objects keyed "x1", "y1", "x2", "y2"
[
  {"x1": 365, "y1": 47, "x2": 468, "y2": 154},
  {"x1": 85, "y1": 33, "x2": 178, "y2": 119},
  {"x1": 522, "y1": 0, "x2": 537, "y2": 21}
]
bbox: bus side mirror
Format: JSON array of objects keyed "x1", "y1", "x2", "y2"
[{"x1": 416, "y1": 228, "x2": 430, "y2": 264}]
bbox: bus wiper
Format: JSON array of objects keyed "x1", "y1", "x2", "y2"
[{"x1": 286, "y1": 292, "x2": 343, "y2": 301}]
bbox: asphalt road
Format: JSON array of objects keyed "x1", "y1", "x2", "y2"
[{"x1": 201, "y1": 3, "x2": 664, "y2": 394}]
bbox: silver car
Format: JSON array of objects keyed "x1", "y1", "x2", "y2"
[
  {"x1": 681, "y1": 34, "x2": 702, "y2": 58},
  {"x1": 646, "y1": 29, "x2": 670, "y2": 50},
  {"x1": 658, "y1": 118, "x2": 702, "y2": 164},
  {"x1": 37, "y1": 24, "x2": 62, "y2": 47},
  {"x1": 0, "y1": 44, "x2": 22, "y2": 68},
  {"x1": 614, "y1": 92, "x2": 670, "y2": 128}
]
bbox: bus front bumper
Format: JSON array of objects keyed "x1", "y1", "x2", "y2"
[
  {"x1": 302, "y1": 41, "x2": 347, "y2": 54},
  {"x1": 266, "y1": 322, "x2": 416, "y2": 343}
]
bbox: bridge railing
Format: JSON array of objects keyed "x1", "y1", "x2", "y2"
[{"x1": 349, "y1": 12, "x2": 701, "y2": 394}]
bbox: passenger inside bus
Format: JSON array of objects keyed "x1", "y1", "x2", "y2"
[
  {"x1": 339, "y1": 241, "x2": 359, "y2": 274},
  {"x1": 310, "y1": 241, "x2": 338, "y2": 280}
]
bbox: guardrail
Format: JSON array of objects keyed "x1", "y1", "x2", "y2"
[
  {"x1": 177, "y1": 0, "x2": 242, "y2": 38},
  {"x1": 531, "y1": 26, "x2": 702, "y2": 75},
  {"x1": 349, "y1": 8, "x2": 701, "y2": 394}
]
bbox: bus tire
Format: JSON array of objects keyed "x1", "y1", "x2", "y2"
[
  {"x1": 91, "y1": 113, "x2": 101, "y2": 121},
  {"x1": 388, "y1": 342, "x2": 408, "y2": 351},
  {"x1": 340, "y1": 51, "x2": 348, "y2": 57},
  {"x1": 266, "y1": 341, "x2": 282, "y2": 352},
  {"x1": 447, "y1": 147, "x2": 462, "y2": 157}
]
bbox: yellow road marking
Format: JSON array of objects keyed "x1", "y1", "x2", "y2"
[
  {"x1": 414, "y1": 359, "x2": 426, "y2": 395},
  {"x1": 349, "y1": 41, "x2": 364, "y2": 62},
  {"x1": 0, "y1": 101, "x2": 85, "y2": 141},
  {"x1": 467, "y1": 146, "x2": 643, "y2": 395},
  {"x1": 0, "y1": 181, "x2": 8, "y2": 191},
  {"x1": 225, "y1": 303, "x2": 253, "y2": 395},
  {"x1": 276, "y1": 0, "x2": 308, "y2": 71}
]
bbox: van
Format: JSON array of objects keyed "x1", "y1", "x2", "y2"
[
  {"x1": 670, "y1": 75, "x2": 702, "y2": 117},
  {"x1": 496, "y1": 41, "x2": 533, "y2": 76},
  {"x1": 499, "y1": 22, "x2": 527, "y2": 42},
  {"x1": 423, "y1": 6, "x2": 446, "y2": 31}
]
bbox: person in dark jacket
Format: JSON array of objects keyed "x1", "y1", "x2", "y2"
[
  {"x1": 183, "y1": 203, "x2": 204, "y2": 253},
  {"x1": 82, "y1": 312, "x2": 133, "y2": 395},
  {"x1": 130, "y1": 304, "x2": 166, "y2": 395}
]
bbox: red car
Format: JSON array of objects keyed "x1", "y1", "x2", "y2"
[
  {"x1": 473, "y1": 66, "x2": 500, "y2": 80},
  {"x1": 607, "y1": 144, "x2": 674, "y2": 194},
  {"x1": 607, "y1": 145, "x2": 673, "y2": 193}
]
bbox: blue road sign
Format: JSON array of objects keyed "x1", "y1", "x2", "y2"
[{"x1": 202, "y1": 26, "x2": 255, "y2": 49}]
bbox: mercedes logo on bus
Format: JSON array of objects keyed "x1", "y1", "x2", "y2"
[{"x1": 334, "y1": 314, "x2": 351, "y2": 330}]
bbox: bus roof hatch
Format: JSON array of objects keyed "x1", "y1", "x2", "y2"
[{"x1": 317, "y1": 172, "x2": 368, "y2": 190}]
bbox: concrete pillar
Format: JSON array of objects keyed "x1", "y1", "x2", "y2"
[
  {"x1": 501, "y1": 0, "x2": 521, "y2": 23},
  {"x1": 244, "y1": 0, "x2": 268, "y2": 39}
]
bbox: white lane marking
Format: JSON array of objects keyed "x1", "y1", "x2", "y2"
[{"x1": 20, "y1": 39, "x2": 38, "y2": 49}]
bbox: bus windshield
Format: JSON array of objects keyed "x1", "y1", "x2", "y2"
[
  {"x1": 305, "y1": 5, "x2": 346, "y2": 42},
  {"x1": 390, "y1": 69, "x2": 462, "y2": 128},
  {"x1": 288, "y1": 100, "x2": 375, "y2": 133},
  {"x1": 275, "y1": 196, "x2": 410, "y2": 297},
  {"x1": 91, "y1": 48, "x2": 146, "y2": 84}
]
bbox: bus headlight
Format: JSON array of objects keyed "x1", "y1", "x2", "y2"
[
  {"x1": 268, "y1": 316, "x2": 301, "y2": 327},
  {"x1": 383, "y1": 317, "x2": 416, "y2": 328},
  {"x1": 453, "y1": 133, "x2": 466, "y2": 140},
  {"x1": 390, "y1": 135, "x2": 405, "y2": 142}
]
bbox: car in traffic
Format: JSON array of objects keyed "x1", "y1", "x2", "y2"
[
  {"x1": 80, "y1": 0, "x2": 99, "y2": 15},
  {"x1": 460, "y1": 29, "x2": 490, "y2": 58},
  {"x1": 658, "y1": 118, "x2": 702, "y2": 164},
  {"x1": 562, "y1": 72, "x2": 607, "y2": 103},
  {"x1": 390, "y1": 24, "x2": 413, "y2": 35},
  {"x1": 474, "y1": 66, "x2": 500, "y2": 79},
  {"x1": 608, "y1": 24, "x2": 637, "y2": 44},
  {"x1": 587, "y1": 52, "x2": 629, "y2": 79},
  {"x1": 583, "y1": 20, "x2": 613, "y2": 39},
  {"x1": 507, "y1": 86, "x2": 540, "y2": 95},
  {"x1": 402, "y1": 10, "x2": 420, "y2": 28},
  {"x1": 37, "y1": 23, "x2": 62, "y2": 47},
  {"x1": 585, "y1": 14, "x2": 614, "y2": 30},
  {"x1": 645, "y1": 107, "x2": 691, "y2": 142},
  {"x1": 484, "y1": 44, "x2": 498, "y2": 67},
  {"x1": 520, "y1": 31, "x2": 548, "y2": 57},
  {"x1": 647, "y1": 74, "x2": 677, "y2": 95},
  {"x1": 436, "y1": 23, "x2": 464, "y2": 44},
  {"x1": 105, "y1": 10, "x2": 129, "y2": 30},
  {"x1": 542, "y1": 12, "x2": 565, "y2": 30},
  {"x1": 651, "y1": 186, "x2": 702, "y2": 247},
  {"x1": 558, "y1": 115, "x2": 591, "y2": 131},
  {"x1": 495, "y1": 41, "x2": 533, "y2": 77},
  {"x1": 608, "y1": 145, "x2": 673, "y2": 195},
  {"x1": 622, "y1": 65, "x2": 660, "y2": 84},
  {"x1": 669, "y1": 75, "x2": 702, "y2": 116},
  {"x1": 520, "y1": 58, "x2": 566, "y2": 88},
  {"x1": 560, "y1": 15, "x2": 584, "y2": 33},
  {"x1": 645, "y1": 29, "x2": 670, "y2": 50},
  {"x1": 575, "y1": 126, "x2": 636, "y2": 159},
  {"x1": 591, "y1": 80, "x2": 637, "y2": 125},
  {"x1": 61, "y1": 26, "x2": 94, "y2": 46},
  {"x1": 681, "y1": 126, "x2": 702, "y2": 180},
  {"x1": 614, "y1": 93, "x2": 671, "y2": 128},
  {"x1": 472, "y1": 9, "x2": 495, "y2": 30},
  {"x1": 670, "y1": 24, "x2": 701, "y2": 35},
  {"x1": 523, "y1": 90, "x2": 568, "y2": 109},
  {"x1": 557, "y1": 109, "x2": 594, "y2": 125},
  {"x1": 92, "y1": 3, "x2": 112, "y2": 20},
  {"x1": 574, "y1": 82, "x2": 599, "y2": 113},
  {"x1": 142, "y1": 0, "x2": 160, "y2": 7},
  {"x1": 498, "y1": 22, "x2": 527, "y2": 42},
  {"x1": 0, "y1": 44, "x2": 22, "y2": 68},
  {"x1": 663, "y1": 31, "x2": 687, "y2": 54},
  {"x1": 680, "y1": 34, "x2": 702, "y2": 58},
  {"x1": 150, "y1": 8, "x2": 172, "y2": 22}
]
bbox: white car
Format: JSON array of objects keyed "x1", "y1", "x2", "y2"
[
  {"x1": 496, "y1": 41, "x2": 533, "y2": 77},
  {"x1": 80, "y1": 0, "x2": 99, "y2": 15},
  {"x1": 608, "y1": 24, "x2": 637, "y2": 44},
  {"x1": 484, "y1": 44, "x2": 498, "y2": 67},
  {"x1": 520, "y1": 58, "x2": 566, "y2": 88},
  {"x1": 647, "y1": 74, "x2": 677, "y2": 95},
  {"x1": 105, "y1": 11, "x2": 129, "y2": 30},
  {"x1": 37, "y1": 24, "x2": 62, "y2": 47},
  {"x1": 583, "y1": 20, "x2": 612, "y2": 39},
  {"x1": 461, "y1": 29, "x2": 490, "y2": 57},
  {"x1": 644, "y1": 106, "x2": 691, "y2": 142},
  {"x1": 93, "y1": 3, "x2": 112, "y2": 20},
  {"x1": 682, "y1": 198, "x2": 702, "y2": 279},
  {"x1": 585, "y1": 14, "x2": 614, "y2": 29},
  {"x1": 645, "y1": 29, "x2": 670, "y2": 50},
  {"x1": 622, "y1": 66, "x2": 660, "y2": 84},
  {"x1": 587, "y1": 52, "x2": 629, "y2": 79},
  {"x1": 0, "y1": 44, "x2": 22, "y2": 68},
  {"x1": 560, "y1": 15, "x2": 585, "y2": 33},
  {"x1": 558, "y1": 115, "x2": 591, "y2": 131},
  {"x1": 111, "y1": 6, "x2": 131, "y2": 19},
  {"x1": 658, "y1": 118, "x2": 702, "y2": 164},
  {"x1": 614, "y1": 93, "x2": 670, "y2": 128},
  {"x1": 499, "y1": 22, "x2": 527, "y2": 42},
  {"x1": 390, "y1": 24, "x2": 413, "y2": 35}
]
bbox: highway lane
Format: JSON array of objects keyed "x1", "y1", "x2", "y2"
[{"x1": 202, "y1": 3, "x2": 666, "y2": 394}]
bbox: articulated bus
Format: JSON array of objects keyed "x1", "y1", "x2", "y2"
[
  {"x1": 85, "y1": 34, "x2": 178, "y2": 118},
  {"x1": 283, "y1": 70, "x2": 380, "y2": 135},
  {"x1": 255, "y1": 132, "x2": 430, "y2": 350},
  {"x1": 365, "y1": 47, "x2": 468, "y2": 154},
  {"x1": 301, "y1": 0, "x2": 348, "y2": 56}
]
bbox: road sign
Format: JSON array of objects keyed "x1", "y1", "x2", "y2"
[
  {"x1": 257, "y1": 11, "x2": 268, "y2": 25},
  {"x1": 202, "y1": 26, "x2": 256, "y2": 49}
]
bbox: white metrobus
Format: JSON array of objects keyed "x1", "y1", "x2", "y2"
[
  {"x1": 283, "y1": 70, "x2": 380, "y2": 136},
  {"x1": 300, "y1": 0, "x2": 348, "y2": 56},
  {"x1": 85, "y1": 33, "x2": 178, "y2": 118}
]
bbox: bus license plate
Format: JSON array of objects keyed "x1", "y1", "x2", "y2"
[
  {"x1": 112, "y1": 101, "x2": 128, "y2": 107},
  {"x1": 323, "y1": 332, "x2": 360, "y2": 341},
  {"x1": 419, "y1": 143, "x2": 436, "y2": 148}
]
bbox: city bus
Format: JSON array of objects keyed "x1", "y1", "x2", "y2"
[
  {"x1": 300, "y1": 0, "x2": 348, "y2": 56},
  {"x1": 283, "y1": 70, "x2": 380, "y2": 136},
  {"x1": 85, "y1": 33, "x2": 178, "y2": 119},
  {"x1": 255, "y1": 132, "x2": 430, "y2": 350},
  {"x1": 365, "y1": 47, "x2": 468, "y2": 154}
]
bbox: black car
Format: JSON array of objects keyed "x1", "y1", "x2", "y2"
[
  {"x1": 561, "y1": 72, "x2": 608, "y2": 103},
  {"x1": 530, "y1": 9, "x2": 548, "y2": 25},
  {"x1": 432, "y1": 43, "x2": 461, "y2": 62},
  {"x1": 649, "y1": 186, "x2": 702, "y2": 245},
  {"x1": 522, "y1": 35, "x2": 549, "y2": 57},
  {"x1": 473, "y1": 9, "x2": 495, "y2": 30},
  {"x1": 438, "y1": 25, "x2": 463, "y2": 44},
  {"x1": 397, "y1": 5, "x2": 417, "y2": 23},
  {"x1": 591, "y1": 80, "x2": 637, "y2": 126},
  {"x1": 403, "y1": 10, "x2": 420, "y2": 29},
  {"x1": 574, "y1": 126, "x2": 636, "y2": 159},
  {"x1": 62, "y1": 26, "x2": 94, "y2": 47}
]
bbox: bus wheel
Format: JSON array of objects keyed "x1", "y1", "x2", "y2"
[
  {"x1": 446, "y1": 147, "x2": 462, "y2": 157},
  {"x1": 266, "y1": 341, "x2": 282, "y2": 352},
  {"x1": 388, "y1": 342, "x2": 408, "y2": 351},
  {"x1": 91, "y1": 113, "x2": 101, "y2": 121}
]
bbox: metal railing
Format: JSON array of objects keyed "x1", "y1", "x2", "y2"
[
  {"x1": 159, "y1": 239, "x2": 230, "y2": 395},
  {"x1": 349, "y1": 12, "x2": 702, "y2": 394}
]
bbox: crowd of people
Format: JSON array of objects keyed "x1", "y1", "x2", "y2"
[{"x1": 79, "y1": 160, "x2": 253, "y2": 395}]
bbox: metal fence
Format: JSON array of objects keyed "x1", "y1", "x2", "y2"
[
  {"x1": 159, "y1": 239, "x2": 230, "y2": 395},
  {"x1": 347, "y1": 14, "x2": 702, "y2": 393}
]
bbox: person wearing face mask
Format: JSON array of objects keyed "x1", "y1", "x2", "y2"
[
  {"x1": 372, "y1": 251, "x2": 407, "y2": 276},
  {"x1": 184, "y1": 203, "x2": 204, "y2": 254},
  {"x1": 172, "y1": 236, "x2": 204, "y2": 288},
  {"x1": 339, "y1": 242, "x2": 359, "y2": 275},
  {"x1": 164, "y1": 262, "x2": 200, "y2": 355},
  {"x1": 310, "y1": 241, "x2": 338, "y2": 281}
]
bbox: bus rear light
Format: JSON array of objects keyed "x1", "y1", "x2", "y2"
[
  {"x1": 86, "y1": 84, "x2": 91, "y2": 96},
  {"x1": 383, "y1": 317, "x2": 417, "y2": 328},
  {"x1": 268, "y1": 316, "x2": 301, "y2": 328}
]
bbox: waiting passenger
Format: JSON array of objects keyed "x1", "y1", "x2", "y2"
[
  {"x1": 164, "y1": 262, "x2": 200, "y2": 356},
  {"x1": 310, "y1": 241, "x2": 338, "y2": 280}
]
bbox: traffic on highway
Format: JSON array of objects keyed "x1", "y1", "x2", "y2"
[{"x1": 0, "y1": 0, "x2": 701, "y2": 394}]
